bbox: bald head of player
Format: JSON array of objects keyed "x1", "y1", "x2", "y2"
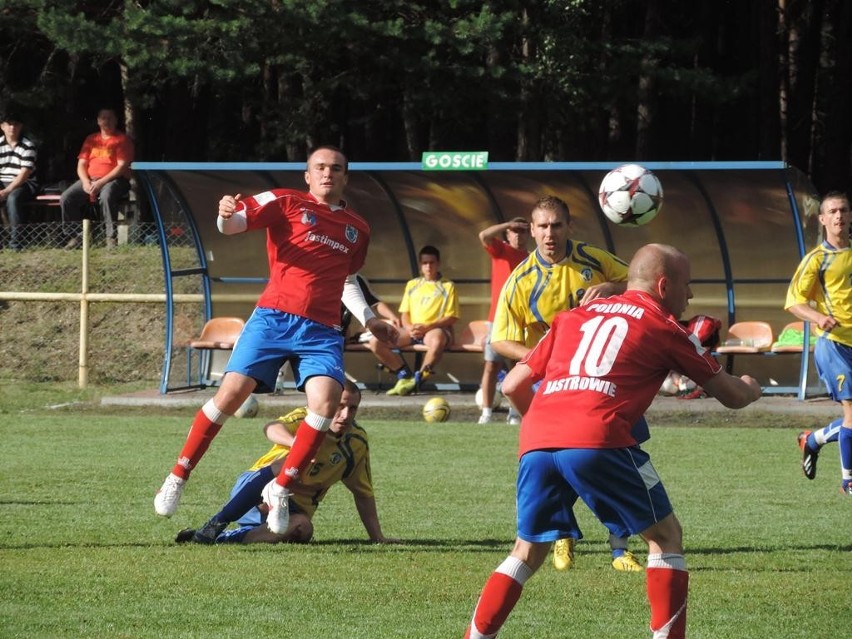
[{"x1": 627, "y1": 243, "x2": 693, "y2": 319}]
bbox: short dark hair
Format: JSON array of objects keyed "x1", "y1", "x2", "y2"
[
  {"x1": 0, "y1": 106, "x2": 24, "y2": 124},
  {"x1": 820, "y1": 190, "x2": 849, "y2": 210},
  {"x1": 419, "y1": 245, "x2": 440, "y2": 261},
  {"x1": 532, "y1": 195, "x2": 570, "y2": 222},
  {"x1": 343, "y1": 379, "x2": 361, "y2": 395},
  {"x1": 342, "y1": 379, "x2": 361, "y2": 400},
  {"x1": 307, "y1": 145, "x2": 349, "y2": 173}
]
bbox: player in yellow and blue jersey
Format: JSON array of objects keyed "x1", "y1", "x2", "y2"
[
  {"x1": 490, "y1": 195, "x2": 642, "y2": 573},
  {"x1": 177, "y1": 381, "x2": 399, "y2": 544},
  {"x1": 786, "y1": 191, "x2": 852, "y2": 495},
  {"x1": 371, "y1": 245, "x2": 460, "y2": 395},
  {"x1": 491, "y1": 196, "x2": 629, "y2": 358}
]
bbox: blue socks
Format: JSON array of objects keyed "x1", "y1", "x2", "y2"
[
  {"x1": 215, "y1": 526, "x2": 253, "y2": 544},
  {"x1": 807, "y1": 418, "x2": 843, "y2": 450},
  {"x1": 216, "y1": 465, "x2": 275, "y2": 524},
  {"x1": 839, "y1": 426, "x2": 852, "y2": 482}
]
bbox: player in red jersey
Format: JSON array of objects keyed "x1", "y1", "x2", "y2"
[
  {"x1": 463, "y1": 244, "x2": 762, "y2": 639},
  {"x1": 476, "y1": 217, "x2": 530, "y2": 424},
  {"x1": 155, "y1": 146, "x2": 398, "y2": 535}
]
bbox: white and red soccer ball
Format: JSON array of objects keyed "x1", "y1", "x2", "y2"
[{"x1": 598, "y1": 164, "x2": 663, "y2": 226}]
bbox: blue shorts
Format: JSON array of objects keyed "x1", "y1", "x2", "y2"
[
  {"x1": 814, "y1": 337, "x2": 852, "y2": 402},
  {"x1": 225, "y1": 307, "x2": 345, "y2": 393},
  {"x1": 516, "y1": 447, "x2": 673, "y2": 543},
  {"x1": 231, "y1": 470, "x2": 307, "y2": 528}
]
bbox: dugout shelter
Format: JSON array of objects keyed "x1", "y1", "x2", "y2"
[{"x1": 130, "y1": 160, "x2": 822, "y2": 398}]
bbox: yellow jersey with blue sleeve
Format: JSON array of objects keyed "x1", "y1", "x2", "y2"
[
  {"x1": 491, "y1": 240, "x2": 628, "y2": 349},
  {"x1": 247, "y1": 407, "x2": 374, "y2": 519},
  {"x1": 398, "y1": 276, "x2": 460, "y2": 325},
  {"x1": 785, "y1": 240, "x2": 852, "y2": 347}
]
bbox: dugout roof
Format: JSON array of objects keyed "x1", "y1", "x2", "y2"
[{"x1": 131, "y1": 161, "x2": 821, "y2": 396}]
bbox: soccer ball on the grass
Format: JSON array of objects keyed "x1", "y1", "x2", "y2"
[
  {"x1": 598, "y1": 164, "x2": 663, "y2": 226},
  {"x1": 234, "y1": 394, "x2": 259, "y2": 418},
  {"x1": 422, "y1": 397, "x2": 451, "y2": 423},
  {"x1": 474, "y1": 387, "x2": 502, "y2": 410}
]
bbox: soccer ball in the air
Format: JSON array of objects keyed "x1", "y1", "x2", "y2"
[
  {"x1": 474, "y1": 387, "x2": 502, "y2": 410},
  {"x1": 598, "y1": 164, "x2": 663, "y2": 226},
  {"x1": 233, "y1": 394, "x2": 259, "y2": 418},
  {"x1": 422, "y1": 397, "x2": 451, "y2": 423}
]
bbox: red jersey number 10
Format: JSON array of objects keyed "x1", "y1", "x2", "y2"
[{"x1": 569, "y1": 316, "x2": 629, "y2": 377}]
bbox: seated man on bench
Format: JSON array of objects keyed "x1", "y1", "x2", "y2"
[{"x1": 370, "y1": 245, "x2": 459, "y2": 396}]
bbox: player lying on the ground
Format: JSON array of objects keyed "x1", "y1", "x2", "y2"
[{"x1": 176, "y1": 380, "x2": 399, "y2": 545}]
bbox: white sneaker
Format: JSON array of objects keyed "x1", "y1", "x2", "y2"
[
  {"x1": 506, "y1": 409, "x2": 521, "y2": 425},
  {"x1": 154, "y1": 473, "x2": 186, "y2": 517},
  {"x1": 262, "y1": 480, "x2": 291, "y2": 534},
  {"x1": 477, "y1": 414, "x2": 492, "y2": 424}
]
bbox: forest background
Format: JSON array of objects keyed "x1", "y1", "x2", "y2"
[{"x1": 0, "y1": 0, "x2": 851, "y2": 195}]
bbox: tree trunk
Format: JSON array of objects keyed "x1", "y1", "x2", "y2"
[
  {"x1": 811, "y1": 0, "x2": 852, "y2": 191},
  {"x1": 758, "y1": 0, "x2": 782, "y2": 159},
  {"x1": 635, "y1": 0, "x2": 662, "y2": 160},
  {"x1": 782, "y1": 0, "x2": 823, "y2": 174}
]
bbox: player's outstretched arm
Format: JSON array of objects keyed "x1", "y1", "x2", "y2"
[
  {"x1": 365, "y1": 317, "x2": 399, "y2": 346},
  {"x1": 786, "y1": 302, "x2": 839, "y2": 332},
  {"x1": 702, "y1": 372, "x2": 762, "y2": 409},
  {"x1": 217, "y1": 194, "x2": 248, "y2": 234},
  {"x1": 501, "y1": 362, "x2": 535, "y2": 415},
  {"x1": 491, "y1": 339, "x2": 529, "y2": 363},
  {"x1": 342, "y1": 275, "x2": 400, "y2": 345},
  {"x1": 353, "y1": 494, "x2": 401, "y2": 544}
]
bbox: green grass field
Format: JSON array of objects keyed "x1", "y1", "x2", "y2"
[{"x1": 1, "y1": 391, "x2": 849, "y2": 638}]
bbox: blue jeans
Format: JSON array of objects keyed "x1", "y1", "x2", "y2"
[{"x1": 1, "y1": 182, "x2": 36, "y2": 249}]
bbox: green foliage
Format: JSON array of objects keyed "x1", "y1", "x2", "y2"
[
  {"x1": 0, "y1": 404, "x2": 848, "y2": 638},
  {"x1": 0, "y1": 0, "x2": 844, "y2": 183}
]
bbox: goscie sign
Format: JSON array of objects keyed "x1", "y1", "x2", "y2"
[{"x1": 421, "y1": 151, "x2": 489, "y2": 171}]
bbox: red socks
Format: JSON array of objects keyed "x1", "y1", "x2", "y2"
[
  {"x1": 464, "y1": 556, "x2": 532, "y2": 638},
  {"x1": 463, "y1": 553, "x2": 687, "y2": 638},
  {"x1": 171, "y1": 406, "x2": 224, "y2": 479},
  {"x1": 646, "y1": 555, "x2": 689, "y2": 639},
  {"x1": 274, "y1": 419, "x2": 328, "y2": 488}
]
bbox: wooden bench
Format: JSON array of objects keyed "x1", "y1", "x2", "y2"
[
  {"x1": 30, "y1": 192, "x2": 137, "y2": 243},
  {"x1": 344, "y1": 319, "x2": 488, "y2": 354},
  {"x1": 344, "y1": 319, "x2": 488, "y2": 391}
]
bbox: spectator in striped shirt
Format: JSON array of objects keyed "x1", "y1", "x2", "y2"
[{"x1": 0, "y1": 108, "x2": 38, "y2": 250}]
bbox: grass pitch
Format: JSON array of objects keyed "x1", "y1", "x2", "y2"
[{"x1": 0, "y1": 391, "x2": 849, "y2": 638}]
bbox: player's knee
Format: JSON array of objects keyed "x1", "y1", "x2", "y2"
[
  {"x1": 425, "y1": 332, "x2": 448, "y2": 351},
  {"x1": 285, "y1": 517, "x2": 313, "y2": 543},
  {"x1": 642, "y1": 513, "x2": 683, "y2": 552}
]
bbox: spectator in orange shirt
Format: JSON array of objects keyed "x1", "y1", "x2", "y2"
[{"x1": 60, "y1": 107, "x2": 134, "y2": 249}]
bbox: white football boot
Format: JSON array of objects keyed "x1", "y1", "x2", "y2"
[
  {"x1": 262, "y1": 480, "x2": 291, "y2": 534},
  {"x1": 154, "y1": 473, "x2": 186, "y2": 517}
]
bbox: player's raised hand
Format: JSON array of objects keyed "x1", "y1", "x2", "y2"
[{"x1": 218, "y1": 194, "x2": 242, "y2": 219}]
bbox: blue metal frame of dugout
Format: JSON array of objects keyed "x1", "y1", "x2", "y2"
[{"x1": 132, "y1": 160, "x2": 818, "y2": 398}]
